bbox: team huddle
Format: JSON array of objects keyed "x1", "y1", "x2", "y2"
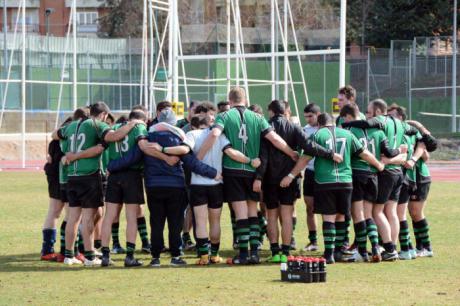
[{"x1": 40, "y1": 85, "x2": 437, "y2": 267}]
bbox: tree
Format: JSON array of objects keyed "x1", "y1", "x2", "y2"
[{"x1": 98, "y1": 0, "x2": 144, "y2": 38}]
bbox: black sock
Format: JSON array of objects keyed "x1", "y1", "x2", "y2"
[
  {"x1": 399, "y1": 220, "x2": 410, "y2": 252},
  {"x1": 281, "y1": 244, "x2": 290, "y2": 256},
  {"x1": 354, "y1": 221, "x2": 367, "y2": 255},
  {"x1": 210, "y1": 242, "x2": 220, "y2": 256},
  {"x1": 85, "y1": 250, "x2": 95, "y2": 261},
  {"x1": 365, "y1": 218, "x2": 379, "y2": 249},
  {"x1": 308, "y1": 230, "x2": 317, "y2": 244},
  {"x1": 64, "y1": 249, "x2": 74, "y2": 259},
  {"x1": 335, "y1": 221, "x2": 347, "y2": 250},
  {"x1": 292, "y1": 217, "x2": 297, "y2": 232},
  {"x1": 230, "y1": 208, "x2": 237, "y2": 244},
  {"x1": 94, "y1": 239, "x2": 102, "y2": 249},
  {"x1": 258, "y1": 211, "x2": 267, "y2": 242},
  {"x1": 60, "y1": 221, "x2": 67, "y2": 255},
  {"x1": 112, "y1": 222, "x2": 120, "y2": 247},
  {"x1": 236, "y1": 219, "x2": 249, "y2": 258},
  {"x1": 270, "y1": 243, "x2": 280, "y2": 256},
  {"x1": 322, "y1": 221, "x2": 336, "y2": 258},
  {"x1": 413, "y1": 219, "x2": 431, "y2": 251},
  {"x1": 182, "y1": 232, "x2": 191, "y2": 243},
  {"x1": 248, "y1": 217, "x2": 260, "y2": 254},
  {"x1": 126, "y1": 242, "x2": 135, "y2": 259},
  {"x1": 102, "y1": 246, "x2": 110, "y2": 258},
  {"x1": 344, "y1": 217, "x2": 351, "y2": 245},
  {"x1": 196, "y1": 238, "x2": 209, "y2": 256},
  {"x1": 383, "y1": 242, "x2": 395, "y2": 253},
  {"x1": 137, "y1": 217, "x2": 149, "y2": 245}
]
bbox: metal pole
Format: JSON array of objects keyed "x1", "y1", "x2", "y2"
[
  {"x1": 323, "y1": 54, "x2": 326, "y2": 111},
  {"x1": 21, "y1": 0, "x2": 25, "y2": 168},
  {"x1": 3, "y1": 0, "x2": 7, "y2": 73},
  {"x1": 412, "y1": 38, "x2": 416, "y2": 78},
  {"x1": 271, "y1": 0, "x2": 275, "y2": 99},
  {"x1": 283, "y1": 0, "x2": 288, "y2": 100},
  {"x1": 46, "y1": 14, "x2": 50, "y2": 110},
  {"x1": 339, "y1": 0, "x2": 347, "y2": 87},
  {"x1": 167, "y1": 0, "x2": 173, "y2": 100},
  {"x1": 408, "y1": 49, "x2": 412, "y2": 120},
  {"x1": 366, "y1": 48, "x2": 370, "y2": 104},
  {"x1": 72, "y1": 0, "x2": 77, "y2": 110},
  {"x1": 128, "y1": 36, "x2": 132, "y2": 108},
  {"x1": 452, "y1": 0, "x2": 458, "y2": 132},
  {"x1": 172, "y1": 0, "x2": 179, "y2": 102},
  {"x1": 226, "y1": 0, "x2": 231, "y2": 93}
]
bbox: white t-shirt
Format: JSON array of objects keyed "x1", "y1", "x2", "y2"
[
  {"x1": 303, "y1": 124, "x2": 319, "y2": 171},
  {"x1": 184, "y1": 128, "x2": 230, "y2": 186}
]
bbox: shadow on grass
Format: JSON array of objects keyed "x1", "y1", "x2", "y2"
[{"x1": 0, "y1": 250, "x2": 284, "y2": 273}]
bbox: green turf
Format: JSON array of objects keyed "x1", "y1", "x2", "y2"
[{"x1": 0, "y1": 172, "x2": 459, "y2": 305}]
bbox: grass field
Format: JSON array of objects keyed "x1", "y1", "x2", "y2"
[{"x1": 1, "y1": 172, "x2": 459, "y2": 305}]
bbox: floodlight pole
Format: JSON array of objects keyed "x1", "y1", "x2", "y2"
[
  {"x1": 3, "y1": 0, "x2": 7, "y2": 73},
  {"x1": 72, "y1": 0, "x2": 77, "y2": 110},
  {"x1": 339, "y1": 0, "x2": 347, "y2": 87},
  {"x1": 226, "y1": 0, "x2": 231, "y2": 93},
  {"x1": 283, "y1": 0, "x2": 288, "y2": 101},
  {"x1": 270, "y1": 0, "x2": 276, "y2": 99},
  {"x1": 21, "y1": 0, "x2": 25, "y2": 168},
  {"x1": 452, "y1": 0, "x2": 457, "y2": 132}
]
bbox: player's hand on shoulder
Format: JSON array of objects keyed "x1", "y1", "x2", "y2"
[
  {"x1": 251, "y1": 158, "x2": 261, "y2": 168},
  {"x1": 253, "y1": 179, "x2": 262, "y2": 193},
  {"x1": 333, "y1": 153, "x2": 343, "y2": 163},
  {"x1": 214, "y1": 173, "x2": 223, "y2": 181}
]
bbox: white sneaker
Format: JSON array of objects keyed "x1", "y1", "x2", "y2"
[
  {"x1": 303, "y1": 243, "x2": 319, "y2": 252},
  {"x1": 409, "y1": 249, "x2": 417, "y2": 259},
  {"x1": 84, "y1": 257, "x2": 102, "y2": 267},
  {"x1": 416, "y1": 249, "x2": 424, "y2": 257},
  {"x1": 63, "y1": 257, "x2": 82, "y2": 265},
  {"x1": 94, "y1": 250, "x2": 102, "y2": 257},
  {"x1": 377, "y1": 246, "x2": 385, "y2": 255},
  {"x1": 419, "y1": 249, "x2": 434, "y2": 258},
  {"x1": 351, "y1": 252, "x2": 369, "y2": 262},
  {"x1": 398, "y1": 250, "x2": 412, "y2": 260}
]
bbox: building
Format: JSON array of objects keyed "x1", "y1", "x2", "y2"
[{"x1": 0, "y1": 0, "x2": 107, "y2": 37}]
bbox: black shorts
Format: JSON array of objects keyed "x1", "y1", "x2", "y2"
[
  {"x1": 264, "y1": 181, "x2": 299, "y2": 209},
  {"x1": 223, "y1": 176, "x2": 260, "y2": 203},
  {"x1": 314, "y1": 187, "x2": 352, "y2": 217},
  {"x1": 47, "y1": 175, "x2": 61, "y2": 200},
  {"x1": 67, "y1": 172, "x2": 104, "y2": 209},
  {"x1": 190, "y1": 184, "x2": 224, "y2": 209},
  {"x1": 60, "y1": 183, "x2": 68, "y2": 203},
  {"x1": 101, "y1": 174, "x2": 108, "y2": 197},
  {"x1": 352, "y1": 173, "x2": 378, "y2": 203},
  {"x1": 398, "y1": 182, "x2": 416, "y2": 204},
  {"x1": 105, "y1": 170, "x2": 145, "y2": 205},
  {"x1": 410, "y1": 182, "x2": 431, "y2": 202},
  {"x1": 303, "y1": 170, "x2": 315, "y2": 197},
  {"x1": 376, "y1": 171, "x2": 403, "y2": 204}
]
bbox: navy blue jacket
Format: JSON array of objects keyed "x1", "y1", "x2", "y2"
[{"x1": 107, "y1": 130, "x2": 217, "y2": 188}]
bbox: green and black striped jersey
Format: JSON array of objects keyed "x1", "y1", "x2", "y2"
[
  {"x1": 214, "y1": 106, "x2": 272, "y2": 176},
  {"x1": 312, "y1": 126, "x2": 364, "y2": 187},
  {"x1": 58, "y1": 118, "x2": 110, "y2": 176}
]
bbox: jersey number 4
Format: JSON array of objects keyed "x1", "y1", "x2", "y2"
[{"x1": 238, "y1": 123, "x2": 248, "y2": 145}]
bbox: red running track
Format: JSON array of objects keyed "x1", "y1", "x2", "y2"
[{"x1": 1, "y1": 160, "x2": 459, "y2": 182}]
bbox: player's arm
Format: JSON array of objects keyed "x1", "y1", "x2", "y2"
[
  {"x1": 421, "y1": 149, "x2": 430, "y2": 162},
  {"x1": 406, "y1": 120, "x2": 438, "y2": 152},
  {"x1": 181, "y1": 152, "x2": 220, "y2": 180},
  {"x1": 223, "y1": 146, "x2": 259, "y2": 167},
  {"x1": 381, "y1": 153, "x2": 408, "y2": 165},
  {"x1": 280, "y1": 155, "x2": 311, "y2": 188},
  {"x1": 264, "y1": 131, "x2": 298, "y2": 161},
  {"x1": 294, "y1": 126, "x2": 342, "y2": 163},
  {"x1": 138, "y1": 139, "x2": 180, "y2": 166},
  {"x1": 380, "y1": 138, "x2": 401, "y2": 158},
  {"x1": 341, "y1": 117, "x2": 383, "y2": 129},
  {"x1": 65, "y1": 144, "x2": 105, "y2": 163},
  {"x1": 359, "y1": 149, "x2": 384, "y2": 172},
  {"x1": 107, "y1": 144, "x2": 144, "y2": 173},
  {"x1": 144, "y1": 142, "x2": 191, "y2": 156},
  {"x1": 196, "y1": 127, "x2": 222, "y2": 160},
  {"x1": 404, "y1": 141, "x2": 426, "y2": 169},
  {"x1": 104, "y1": 121, "x2": 145, "y2": 143}
]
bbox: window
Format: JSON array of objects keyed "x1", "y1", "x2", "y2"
[{"x1": 76, "y1": 12, "x2": 98, "y2": 26}]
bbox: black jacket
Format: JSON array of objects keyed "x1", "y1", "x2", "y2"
[
  {"x1": 44, "y1": 139, "x2": 63, "y2": 178},
  {"x1": 256, "y1": 115, "x2": 334, "y2": 183}
]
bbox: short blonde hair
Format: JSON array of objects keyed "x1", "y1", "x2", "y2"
[{"x1": 228, "y1": 87, "x2": 246, "y2": 104}]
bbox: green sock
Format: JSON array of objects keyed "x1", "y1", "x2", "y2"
[
  {"x1": 399, "y1": 221, "x2": 410, "y2": 252},
  {"x1": 236, "y1": 219, "x2": 249, "y2": 258},
  {"x1": 137, "y1": 217, "x2": 149, "y2": 245},
  {"x1": 210, "y1": 243, "x2": 220, "y2": 256},
  {"x1": 196, "y1": 238, "x2": 209, "y2": 256},
  {"x1": 335, "y1": 221, "x2": 346, "y2": 250},
  {"x1": 322, "y1": 222, "x2": 336, "y2": 258},
  {"x1": 308, "y1": 230, "x2": 317, "y2": 244},
  {"x1": 248, "y1": 217, "x2": 260, "y2": 253},
  {"x1": 64, "y1": 249, "x2": 74, "y2": 259},
  {"x1": 84, "y1": 250, "x2": 95, "y2": 261},
  {"x1": 126, "y1": 242, "x2": 135, "y2": 259},
  {"x1": 354, "y1": 221, "x2": 367, "y2": 255},
  {"x1": 60, "y1": 221, "x2": 67, "y2": 255},
  {"x1": 413, "y1": 219, "x2": 431, "y2": 251},
  {"x1": 112, "y1": 222, "x2": 120, "y2": 247},
  {"x1": 366, "y1": 218, "x2": 379, "y2": 249}
]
